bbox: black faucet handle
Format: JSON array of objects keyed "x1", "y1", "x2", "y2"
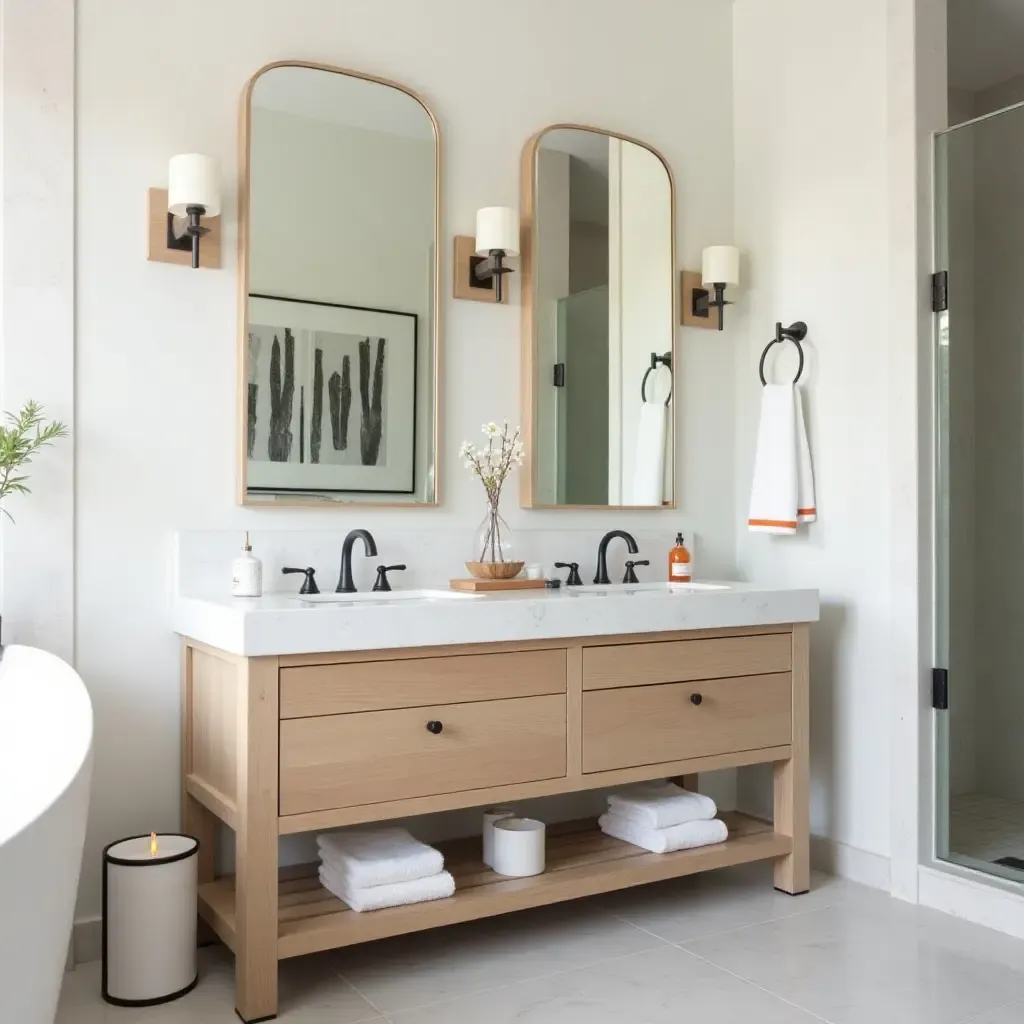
[
  {"x1": 554, "y1": 561, "x2": 583, "y2": 587},
  {"x1": 623, "y1": 560, "x2": 649, "y2": 585},
  {"x1": 372, "y1": 564, "x2": 407, "y2": 592},
  {"x1": 282, "y1": 566, "x2": 319, "y2": 595}
]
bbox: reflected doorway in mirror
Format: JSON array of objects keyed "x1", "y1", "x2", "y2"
[{"x1": 246, "y1": 294, "x2": 417, "y2": 494}]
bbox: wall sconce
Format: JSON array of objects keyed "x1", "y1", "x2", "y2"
[
  {"x1": 166, "y1": 154, "x2": 221, "y2": 269},
  {"x1": 473, "y1": 207, "x2": 519, "y2": 303},
  {"x1": 687, "y1": 245, "x2": 740, "y2": 331}
]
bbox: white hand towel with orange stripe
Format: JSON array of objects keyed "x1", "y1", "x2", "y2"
[
  {"x1": 795, "y1": 387, "x2": 816, "y2": 524},
  {"x1": 748, "y1": 384, "x2": 816, "y2": 534}
]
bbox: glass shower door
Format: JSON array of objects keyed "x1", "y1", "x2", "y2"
[{"x1": 935, "y1": 102, "x2": 1024, "y2": 885}]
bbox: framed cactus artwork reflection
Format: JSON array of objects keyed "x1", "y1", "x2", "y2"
[{"x1": 245, "y1": 294, "x2": 418, "y2": 494}]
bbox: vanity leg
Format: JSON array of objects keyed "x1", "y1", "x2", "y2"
[
  {"x1": 235, "y1": 657, "x2": 280, "y2": 1022},
  {"x1": 184, "y1": 794, "x2": 218, "y2": 943},
  {"x1": 181, "y1": 642, "x2": 218, "y2": 944},
  {"x1": 774, "y1": 624, "x2": 810, "y2": 894}
]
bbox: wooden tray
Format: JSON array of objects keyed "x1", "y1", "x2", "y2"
[{"x1": 450, "y1": 577, "x2": 547, "y2": 592}]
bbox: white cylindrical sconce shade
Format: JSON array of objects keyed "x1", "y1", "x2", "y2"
[
  {"x1": 475, "y1": 207, "x2": 519, "y2": 256},
  {"x1": 702, "y1": 245, "x2": 740, "y2": 286},
  {"x1": 168, "y1": 154, "x2": 221, "y2": 217},
  {"x1": 491, "y1": 817, "x2": 545, "y2": 877},
  {"x1": 482, "y1": 806, "x2": 516, "y2": 868},
  {"x1": 102, "y1": 834, "x2": 199, "y2": 1007}
]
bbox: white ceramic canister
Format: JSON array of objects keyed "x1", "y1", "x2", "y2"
[{"x1": 491, "y1": 817, "x2": 546, "y2": 877}]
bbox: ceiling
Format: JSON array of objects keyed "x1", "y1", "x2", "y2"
[{"x1": 948, "y1": 0, "x2": 1024, "y2": 93}]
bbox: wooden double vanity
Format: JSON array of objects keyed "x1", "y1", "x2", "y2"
[
  {"x1": 178, "y1": 587, "x2": 814, "y2": 1022},
  {"x1": 196, "y1": 50, "x2": 819, "y2": 1021}
]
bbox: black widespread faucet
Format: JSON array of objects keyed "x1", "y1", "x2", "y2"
[
  {"x1": 336, "y1": 529, "x2": 378, "y2": 593},
  {"x1": 594, "y1": 530, "x2": 640, "y2": 585}
]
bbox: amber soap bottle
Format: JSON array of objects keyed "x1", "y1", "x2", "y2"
[{"x1": 668, "y1": 533, "x2": 692, "y2": 582}]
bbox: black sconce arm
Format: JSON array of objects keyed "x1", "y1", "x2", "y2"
[{"x1": 473, "y1": 249, "x2": 513, "y2": 302}]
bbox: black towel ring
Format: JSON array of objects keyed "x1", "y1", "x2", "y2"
[
  {"x1": 759, "y1": 321, "x2": 808, "y2": 386},
  {"x1": 641, "y1": 351, "x2": 673, "y2": 406}
]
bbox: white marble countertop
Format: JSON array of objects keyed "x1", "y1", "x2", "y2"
[{"x1": 174, "y1": 581, "x2": 819, "y2": 657}]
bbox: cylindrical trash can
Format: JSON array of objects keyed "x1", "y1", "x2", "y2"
[{"x1": 101, "y1": 833, "x2": 199, "y2": 1006}]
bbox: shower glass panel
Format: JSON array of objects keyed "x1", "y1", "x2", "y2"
[{"x1": 935, "y1": 102, "x2": 1024, "y2": 886}]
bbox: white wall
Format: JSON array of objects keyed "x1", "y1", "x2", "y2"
[
  {"x1": 732, "y1": 0, "x2": 895, "y2": 861},
  {"x1": 0, "y1": 0, "x2": 75, "y2": 660},
  {"x1": 73, "y1": 0, "x2": 738, "y2": 923}
]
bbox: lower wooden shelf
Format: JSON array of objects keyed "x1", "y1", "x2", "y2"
[{"x1": 199, "y1": 811, "x2": 788, "y2": 960}]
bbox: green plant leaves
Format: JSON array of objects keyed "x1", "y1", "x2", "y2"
[{"x1": 0, "y1": 400, "x2": 69, "y2": 522}]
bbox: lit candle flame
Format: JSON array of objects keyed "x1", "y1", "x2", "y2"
[{"x1": 150, "y1": 832, "x2": 158, "y2": 857}]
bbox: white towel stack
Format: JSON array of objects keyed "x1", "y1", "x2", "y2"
[
  {"x1": 316, "y1": 827, "x2": 455, "y2": 913},
  {"x1": 598, "y1": 781, "x2": 728, "y2": 854}
]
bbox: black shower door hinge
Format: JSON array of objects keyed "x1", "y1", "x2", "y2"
[
  {"x1": 932, "y1": 667, "x2": 949, "y2": 710},
  {"x1": 932, "y1": 271, "x2": 949, "y2": 313},
  {"x1": 553, "y1": 363, "x2": 566, "y2": 387}
]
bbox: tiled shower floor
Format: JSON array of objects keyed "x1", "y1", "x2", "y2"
[{"x1": 949, "y1": 792, "x2": 1024, "y2": 882}]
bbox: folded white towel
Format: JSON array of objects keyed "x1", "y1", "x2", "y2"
[
  {"x1": 319, "y1": 863, "x2": 455, "y2": 913},
  {"x1": 629, "y1": 401, "x2": 668, "y2": 506},
  {"x1": 316, "y1": 827, "x2": 443, "y2": 889},
  {"x1": 748, "y1": 383, "x2": 816, "y2": 534},
  {"x1": 607, "y1": 781, "x2": 717, "y2": 829},
  {"x1": 598, "y1": 815, "x2": 733, "y2": 856},
  {"x1": 598, "y1": 812, "x2": 728, "y2": 854}
]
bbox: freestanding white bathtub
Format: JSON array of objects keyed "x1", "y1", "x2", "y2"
[{"x1": 0, "y1": 645, "x2": 93, "y2": 1024}]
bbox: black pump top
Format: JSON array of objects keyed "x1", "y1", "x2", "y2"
[{"x1": 675, "y1": 532, "x2": 684, "y2": 546}]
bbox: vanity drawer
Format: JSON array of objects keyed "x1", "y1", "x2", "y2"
[
  {"x1": 280, "y1": 649, "x2": 566, "y2": 718},
  {"x1": 582, "y1": 673, "x2": 791, "y2": 773},
  {"x1": 279, "y1": 693, "x2": 567, "y2": 814},
  {"x1": 582, "y1": 633, "x2": 791, "y2": 691}
]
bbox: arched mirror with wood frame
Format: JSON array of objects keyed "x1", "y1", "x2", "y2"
[
  {"x1": 520, "y1": 124, "x2": 676, "y2": 509},
  {"x1": 237, "y1": 61, "x2": 441, "y2": 506}
]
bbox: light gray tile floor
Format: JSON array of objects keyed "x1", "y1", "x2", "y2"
[{"x1": 57, "y1": 861, "x2": 1024, "y2": 1024}]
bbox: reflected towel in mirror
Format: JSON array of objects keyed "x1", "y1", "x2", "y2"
[{"x1": 630, "y1": 402, "x2": 667, "y2": 506}]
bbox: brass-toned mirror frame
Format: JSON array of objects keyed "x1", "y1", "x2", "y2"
[
  {"x1": 236, "y1": 60, "x2": 443, "y2": 508},
  {"x1": 519, "y1": 124, "x2": 677, "y2": 510}
]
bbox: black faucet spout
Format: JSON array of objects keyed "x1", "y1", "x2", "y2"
[
  {"x1": 337, "y1": 529, "x2": 378, "y2": 593},
  {"x1": 594, "y1": 530, "x2": 640, "y2": 585}
]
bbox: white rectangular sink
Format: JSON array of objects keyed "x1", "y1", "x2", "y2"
[
  {"x1": 568, "y1": 582, "x2": 731, "y2": 597},
  {"x1": 294, "y1": 589, "x2": 479, "y2": 605}
]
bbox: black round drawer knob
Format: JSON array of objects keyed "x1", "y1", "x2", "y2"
[
  {"x1": 426, "y1": 720, "x2": 443, "y2": 734},
  {"x1": 690, "y1": 693, "x2": 703, "y2": 706}
]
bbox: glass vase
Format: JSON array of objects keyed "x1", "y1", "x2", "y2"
[{"x1": 469, "y1": 503, "x2": 518, "y2": 578}]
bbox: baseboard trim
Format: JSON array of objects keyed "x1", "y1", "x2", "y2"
[
  {"x1": 72, "y1": 915, "x2": 102, "y2": 966},
  {"x1": 919, "y1": 864, "x2": 1024, "y2": 941},
  {"x1": 810, "y1": 834, "x2": 891, "y2": 891}
]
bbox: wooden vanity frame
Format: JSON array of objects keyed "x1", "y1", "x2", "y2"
[{"x1": 181, "y1": 623, "x2": 809, "y2": 1022}]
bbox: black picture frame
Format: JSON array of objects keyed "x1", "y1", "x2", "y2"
[{"x1": 246, "y1": 293, "x2": 419, "y2": 496}]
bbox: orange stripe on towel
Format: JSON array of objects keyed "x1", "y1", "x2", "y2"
[
  {"x1": 748, "y1": 518, "x2": 798, "y2": 529},
  {"x1": 797, "y1": 508, "x2": 817, "y2": 516}
]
